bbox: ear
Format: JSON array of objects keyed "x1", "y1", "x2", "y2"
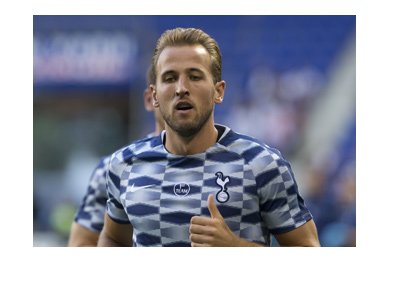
[
  {"x1": 143, "y1": 87, "x2": 154, "y2": 112},
  {"x1": 150, "y1": 84, "x2": 159, "y2": 107},
  {"x1": 214, "y1": 80, "x2": 226, "y2": 104}
]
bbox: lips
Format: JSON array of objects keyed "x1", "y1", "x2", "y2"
[{"x1": 175, "y1": 101, "x2": 193, "y2": 111}]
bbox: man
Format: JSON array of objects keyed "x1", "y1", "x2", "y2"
[
  {"x1": 68, "y1": 82, "x2": 164, "y2": 246},
  {"x1": 98, "y1": 28, "x2": 320, "y2": 247}
]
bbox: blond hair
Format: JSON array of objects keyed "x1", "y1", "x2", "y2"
[{"x1": 151, "y1": 27, "x2": 222, "y2": 84}]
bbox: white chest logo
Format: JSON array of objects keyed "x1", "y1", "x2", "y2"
[{"x1": 215, "y1": 172, "x2": 231, "y2": 203}]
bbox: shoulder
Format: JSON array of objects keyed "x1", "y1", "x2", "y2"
[
  {"x1": 218, "y1": 125, "x2": 285, "y2": 165},
  {"x1": 217, "y1": 125, "x2": 295, "y2": 188},
  {"x1": 109, "y1": 134, "x2": 165, "y2": 167},
  {"x1": 88, "y1": 155, "x2": 112, "y2": 181}
]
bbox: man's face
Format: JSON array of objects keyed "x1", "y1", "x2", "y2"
[{"x1": 152, "y1": 45, "x2": 225, "y2": 137}]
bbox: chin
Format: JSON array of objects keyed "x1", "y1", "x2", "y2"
[
  {"x1": 171, "y1": 122, "x2": 202, "y2": 138},
  {"x1": 176, "y1": 126, "x2": 200, "y2": 137}
]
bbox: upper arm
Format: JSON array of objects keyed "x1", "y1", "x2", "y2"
[
  {"x1": 275, "y1": 219, "x2": 320, "y2": 246},
  {"x1": 99, "y1": 152, "x2": 134, "y2": 246},
  {"x1": 251, "y1": 148, "x2": 317, "y2": 245},
  {"x1": 68, "y1": 222, "x2": 99, "y2": 247},
  {"x1": 98, "y1": 214, "x2": 133, "y2": 246},
  {"x1": 73, "y1": 156, "x2": 109, "y2": 238}
]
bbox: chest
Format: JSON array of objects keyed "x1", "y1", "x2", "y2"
[{"x1": 119, "y1": 159, "x2": 260, "y2": 224}]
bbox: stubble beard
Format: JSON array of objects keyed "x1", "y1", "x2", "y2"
[{"x1": 161, "y1": 105, "x2": 214, "y2": 138}]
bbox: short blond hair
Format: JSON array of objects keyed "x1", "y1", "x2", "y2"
[{"x1": 151, "y1": 27, "x2": 222, "y2": 84}]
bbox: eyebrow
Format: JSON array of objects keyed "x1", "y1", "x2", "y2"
[
  {"x1": 187, "y1": 68, "x2": 204, "y2": 74},
  {"x1": 160, "y1": 68, "x2": 205, "y2": 78},
  {"x1": 160, "y1": 70, "x2": 176, "y2": 77}
]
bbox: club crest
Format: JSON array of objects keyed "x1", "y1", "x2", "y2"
[{"x1": 215, "y1": 171, "x2": 230, "y2": 203}]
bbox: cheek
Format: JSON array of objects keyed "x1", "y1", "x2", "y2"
[
  {"x1": 208, "y1": 88, "x2": 218, "y2": 103},
  {"x1": 156, "y1": 86, "x2": 173, "y2": 101}
]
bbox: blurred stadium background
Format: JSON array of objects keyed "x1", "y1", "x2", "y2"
[{"x1": 33, "y1": 15, "x2": 356, "y2": 247}]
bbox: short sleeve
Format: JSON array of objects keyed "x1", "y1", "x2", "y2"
[
  {"x1": 105, "y1": 152, "x2": 130, "y2": 224},
  {"x1": 252, "y1": 149, "x2": 313, "y2": 234},
  {"x1": 74, "y1": 157, "x2": 109, "y2": 233}
]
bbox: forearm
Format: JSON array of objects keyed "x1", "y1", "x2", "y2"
[
  {"x1": 235, "y1": 238, "x2": 265, "y2": 247},
  {"x1": 97, "y1": 231, "x2": 130, "y2": 247},
  {"x1": 97, "y1": 215, "x2": 133, "y2": 247},
  {"x1": 68, "y1": 223, "x2": 99, "y2": 247},
  {"x1": 68, "y1": 239, "x2": 98, "y2": 247},
  {"x1": 275, "y1": 220, "x2": 320, "y2": 247}
]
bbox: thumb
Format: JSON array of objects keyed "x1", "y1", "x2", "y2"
[{"x1": 208, "y1": 194, "x2": 223, "y2": 219}]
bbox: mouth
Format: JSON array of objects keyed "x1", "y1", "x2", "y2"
[{"x1": 175, "y1": 101, "x2": 194, "y2": 112}]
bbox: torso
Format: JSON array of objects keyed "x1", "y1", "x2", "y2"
[{"x1": 108, "y1": 125, "x2": 312, "y2": 246}]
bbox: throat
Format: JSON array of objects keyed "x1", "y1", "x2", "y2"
[{"x1": 164, "y1": 125, "x2": 219, "y2": 155}]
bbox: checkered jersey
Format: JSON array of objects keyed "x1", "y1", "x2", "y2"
[
  {"x1": 106, "y1": 124, "x2": 312, "y2": 246},
  {"x1": 74, "y1": 134, "x2": 156, "y2": 233},
  {"x1": 74, "y1": 156, "x2": 109, "y2": 233}
]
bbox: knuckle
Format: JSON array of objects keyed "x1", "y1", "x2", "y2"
[{"x1": 209, "y1": 227, "x2": 218, "y2": 236}]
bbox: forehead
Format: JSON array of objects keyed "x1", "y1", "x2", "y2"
[{"x1": 157, "y1": 45, "x2": 212, "y2": 74}]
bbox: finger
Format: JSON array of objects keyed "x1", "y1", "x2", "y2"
[
  {"x1": 190, "y1": 215, "x2": 214, "y2": 226},
  {"x1": 208, "y1": 194, "x2": 223, "y2": 219},
  {"x1": 191, "y1": 242, "x2": 210, "y2": 247},
  {"x1": 189, "y1": 224, "x2": 215, "y2": 235},
  {"x1": 189, "y1": 233, "x2": 212, "y2": 244}
]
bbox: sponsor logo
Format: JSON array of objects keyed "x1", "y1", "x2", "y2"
[{"x1": 174, "y1": 183, "x2": 191, "y2": 197}]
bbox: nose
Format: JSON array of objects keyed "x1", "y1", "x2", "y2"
[{"x1": 175, "y1": 77, "x2": 189, "y2": 97}]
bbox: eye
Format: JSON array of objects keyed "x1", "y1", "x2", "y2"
[
  {"x1": 163, "y1": 75, "x2": 176, "y2": 83},
  {"x1": 190, "y1": 75, "x2": 202, "y2": 81}
]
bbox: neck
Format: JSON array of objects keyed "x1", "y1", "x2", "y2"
[
  {"x1": 164, "y1": 119, "x2": 218, "y2": 155},
  {"x1": 154, "y1": 122, "x2": 164, "y2": 136}
]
